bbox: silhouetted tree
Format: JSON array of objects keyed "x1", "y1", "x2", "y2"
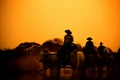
[
  {"x1": 118, "y1": 48, "x2": 120, "y2": 54},
  {"x1": 42, "y1": 40, "x2": 53, "y2": 51},
  {"x1": 75, "y1": 43, "x2": 83, "y2": 51},
  {"x1": 15, "y1": 42, "x2": 41, "y2": 55},
  {"x1": 53, "y1": 38, "x2": 63, "y2": 45},
  {"x1": 42, "y1": 38, "x2": 63, "y2": 52},
  {"x1": 116, "y1": 48, "x2": 120, "y2": 64}
]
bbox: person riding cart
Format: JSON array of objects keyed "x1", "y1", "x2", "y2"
[{"x1": 57, "y1": 29, "x2": 78, "y2": 65}]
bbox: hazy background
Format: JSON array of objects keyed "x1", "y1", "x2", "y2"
[{"x1": 1, "y1": 0, "x2": 119, "y2": 52}]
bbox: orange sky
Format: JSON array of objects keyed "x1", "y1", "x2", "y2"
[{"x1": 1, "y1": 0, "x2": 120, "y2": 52}]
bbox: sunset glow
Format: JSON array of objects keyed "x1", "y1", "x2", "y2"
[{"x1": 1, "y1": 0, "x2": 119, "y2": 52}]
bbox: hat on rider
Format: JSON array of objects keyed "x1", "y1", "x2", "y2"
[
  {"x1": 100, "y1": 42, "x2": 103, "y2": 45},
  {"x1": 65, "y1": 29, "x2": 72, "y2": 34},
  {"x1": 87, "y1": 37, "x2": 92, "y2": 40}
]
